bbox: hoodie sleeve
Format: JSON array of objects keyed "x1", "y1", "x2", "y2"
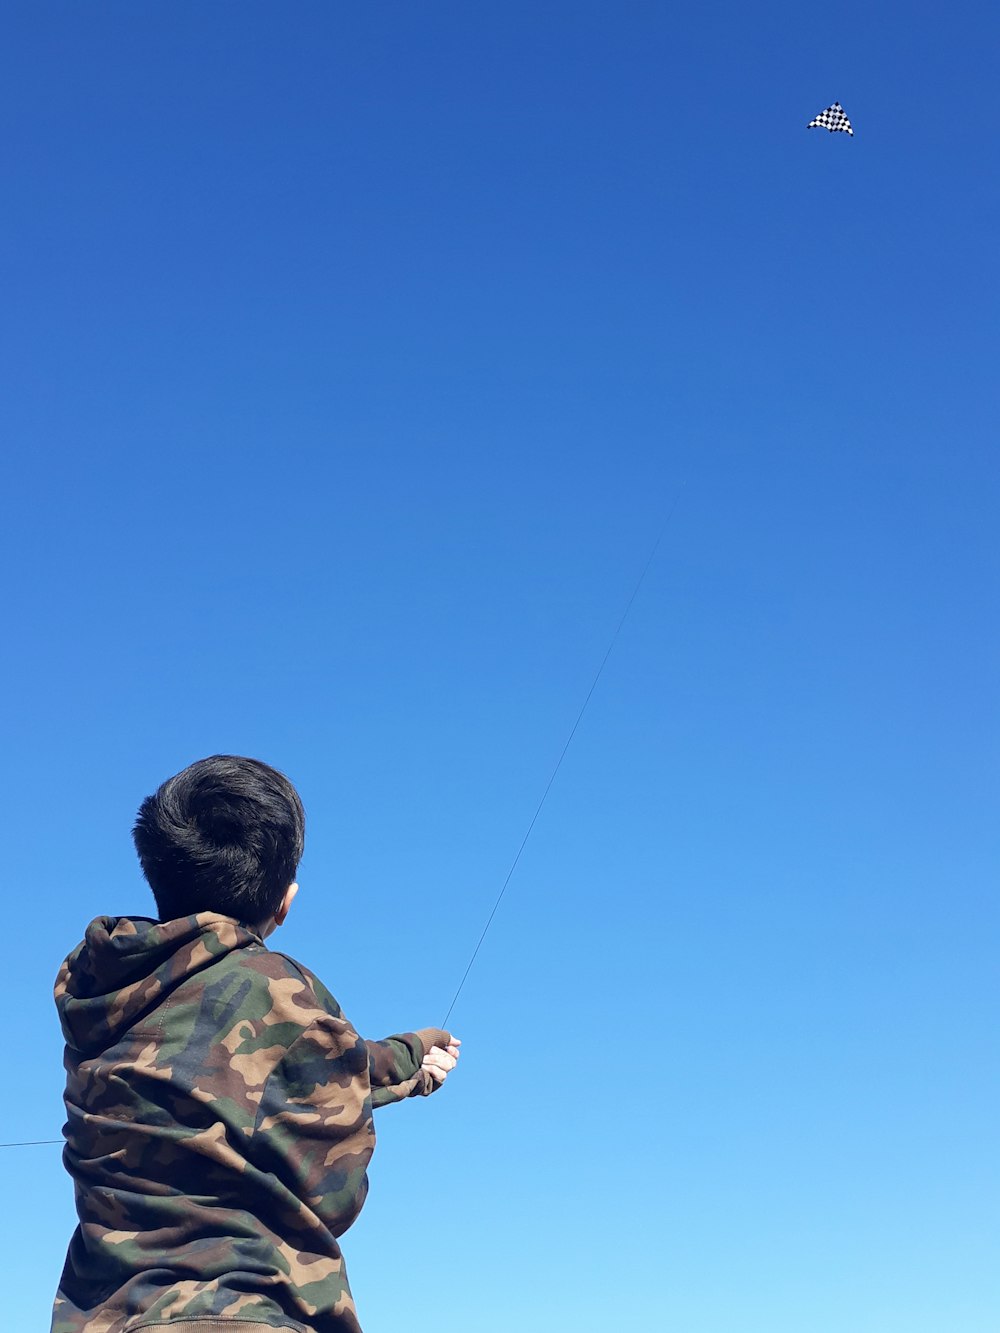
[
  {"x1": 366, "y1": 1027, "x2": 453, "y2": 1107},
  {"x1": 273, "y1": 951, "x2": 451, "y2": 1107}
]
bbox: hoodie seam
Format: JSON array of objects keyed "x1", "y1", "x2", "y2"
[{"x1": 154, "y1": 989, "x2": 177, "y2": 1036}]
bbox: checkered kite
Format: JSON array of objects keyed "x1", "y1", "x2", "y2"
[{"x1": 808, "y1": 102, "x2": 854, "y2": 135}]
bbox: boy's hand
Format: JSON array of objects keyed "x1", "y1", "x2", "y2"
[{"x1": 421, "y1": 1038, "x2": 461, "y2": 1086}]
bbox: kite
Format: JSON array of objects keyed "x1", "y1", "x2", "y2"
[{"x1": 808, "y1": 102, "x2": 854, "y2": 135}]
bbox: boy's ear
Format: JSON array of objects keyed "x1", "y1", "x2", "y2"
[{"x1": 274, "y1": 881, "x2": 298, "y2": 927}]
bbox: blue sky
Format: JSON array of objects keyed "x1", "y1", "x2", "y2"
[{"x1": 2, "y1": 4, "x2": 997, "y2": 1330}]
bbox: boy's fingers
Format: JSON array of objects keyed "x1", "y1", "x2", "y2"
[
  {"x1": 424, "y1": 1048, "x2": 457, "y2": 1071},
  {"x1": 418, "y1": 1038, "x2": 461, "y2": 1091}
]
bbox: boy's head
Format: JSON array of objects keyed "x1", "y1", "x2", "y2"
[{"x1": 133, "y1": 755, "x2": 305, "y2": 929}]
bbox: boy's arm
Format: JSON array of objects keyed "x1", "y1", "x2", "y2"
[
  {"x1": 272, "y1": 952, "x2": 458, "y2": 1106},
  {"x1": 366, "y1": 1027, "x2": 454, "y2": 1107},
  {"x1": 273, "y1": 958, "x2": 428, "y2": 1103}
]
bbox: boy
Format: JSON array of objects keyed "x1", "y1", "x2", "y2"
[{"x1": 52, "y1": 755, "x2": 459, "y2": 1333}]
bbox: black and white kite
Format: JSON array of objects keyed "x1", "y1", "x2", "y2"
[{"x1": 808, "y1": 102, "x2": 854, "y2": 136}]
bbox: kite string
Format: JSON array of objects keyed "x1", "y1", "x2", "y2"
[
  {"x1": 441, "y1": 497, "x2": 681, "y2": 1029},
  {"x1": 0, "y1": 502, "x2": 680, "y2": 1147}
]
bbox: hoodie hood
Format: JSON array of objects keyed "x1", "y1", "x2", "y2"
[{"x1": 55, "y1": 913, "x2": 261, "y2": 1056}]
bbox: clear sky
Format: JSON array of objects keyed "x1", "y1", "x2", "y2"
[{"x1": 2, "y1": 4, "x2": 997, "y2": 1331}]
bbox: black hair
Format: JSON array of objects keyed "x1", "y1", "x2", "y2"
[{"x1": 133, "y1": 755, "x2": 305, "y2": 926}]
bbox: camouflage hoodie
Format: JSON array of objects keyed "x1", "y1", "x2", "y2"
[{"x1": 52, "y1": 914, "x2": 449, "y2": 1333}]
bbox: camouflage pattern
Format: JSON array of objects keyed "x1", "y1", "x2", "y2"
[{"x1": 52, "y1": 913, "x2": 450, "y2": 1333}]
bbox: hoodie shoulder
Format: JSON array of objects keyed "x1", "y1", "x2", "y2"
[{"x1": 247, "y1": 946, "x2": 345, "y2": 1021}]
